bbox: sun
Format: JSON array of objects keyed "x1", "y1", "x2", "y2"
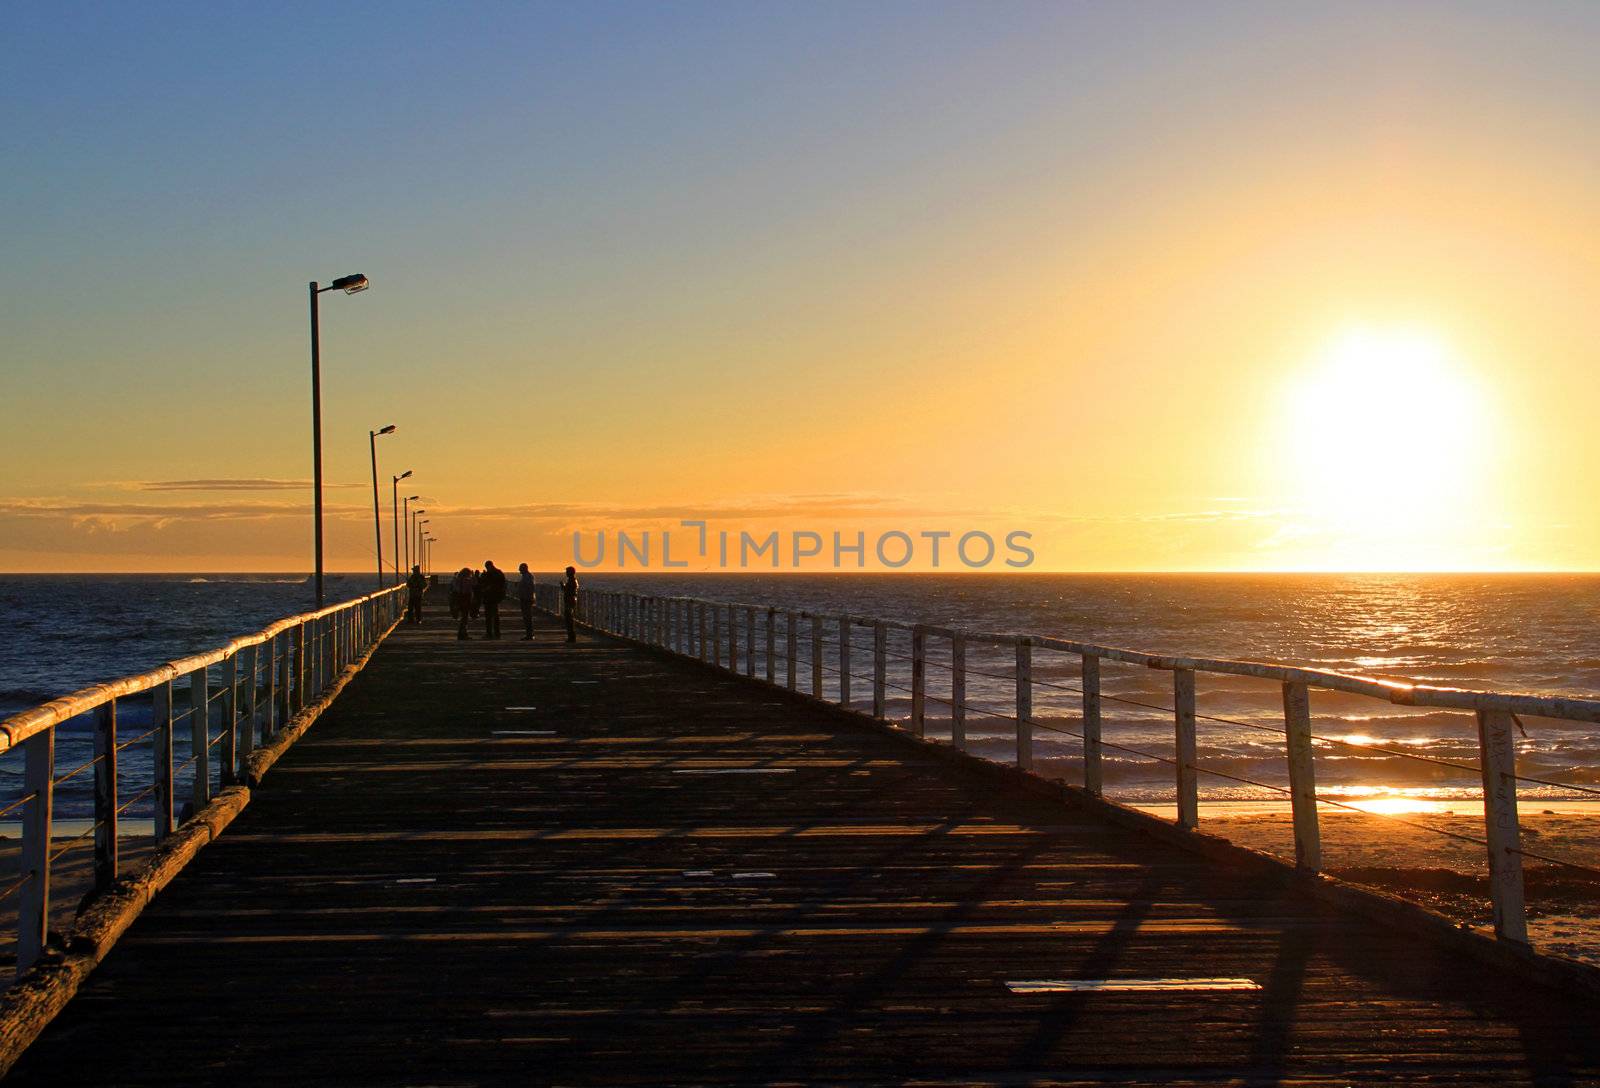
[{"x1": 1277, "y1": 326, "x2": 1492, "y2": 568}]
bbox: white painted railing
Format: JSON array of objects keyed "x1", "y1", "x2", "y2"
[
  {"x1": 0, "y1": 585, "x2": 406, "y2": 975},
  {"x1": 545, "y1": 585, "x2": 1600, "y2": 948}
]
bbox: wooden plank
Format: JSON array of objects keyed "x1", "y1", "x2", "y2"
[{"x1": 7, "y1": 612, "x2": 1597, "y2": 1087}]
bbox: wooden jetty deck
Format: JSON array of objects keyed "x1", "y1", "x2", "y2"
[{"x1": 8, "y1": 612, "x2": 1600, "y2": 1085}]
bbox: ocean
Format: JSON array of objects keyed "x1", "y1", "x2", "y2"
[{"x1": 3, "y1": 573, "x2": 1598, "y2": 820}]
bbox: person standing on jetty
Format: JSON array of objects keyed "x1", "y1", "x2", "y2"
[
  {"x1": 481, "y1": 560, "x2": 507, "y2": 639},
  {"x1": 561, "y1": 566, "x2": 579, "y2": 643},
  {"x1": 405, "y1": 565, "x2": 426, "y2": 625},
  {"x1": 451, "y1": 567, "x2": 474, "y2": 640},
  {"x1": 517, "y1": 563, "x2": 536, "y2": 640}
]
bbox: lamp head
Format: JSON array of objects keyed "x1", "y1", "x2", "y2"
[
  {"x1": 376, "y1": 424, "x2": 396, "y2": 436},
  {"x1": 395, "y1": 470, "x2": 412, "y2": 482},
  {"x1": 407, "y1": 494, "x2": 419, "y2": 502},
  {"x1": 331, "y1": 273, "x2": 369, "y2": 295}
]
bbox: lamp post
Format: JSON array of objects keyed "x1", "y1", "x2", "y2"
[
  {"x1": 391, "y1": 471, "x2": 411, "y2": 585},
  {"x1": 424, "y1": 535, "x2": 436, "y2": 575},
  {"x1": 368, "y1": 425, "x2": 396, "y2": 589},
  {"x1": 308, "y1": 273, "x2": 370, "y2": 607},
  {"x1": 403, "y1": 495, "x2": 419, "y2": 571},
  {"x1": 416, "y1": 519, "x2": 430, "y2": 572},
  {"x1": 411, "y1": 510, "x2": 427, "y2": 574}
]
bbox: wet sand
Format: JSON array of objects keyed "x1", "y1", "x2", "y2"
[{"x1": 1190, "y1": 809, "x2": 1600, "y2": 966}]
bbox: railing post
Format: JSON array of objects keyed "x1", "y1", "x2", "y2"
[
  {"x1": 292, "y1": 622, "x2": 305, "y2": 711},
  {"x1": 726, "y1": 604, "x2": 736, "y2": 672},
  {"x1": 1015, "y1": 638, "x2": 1033, "y2": 770},
  {"x1": 278, "y1": 630, "x2": 293, "y2": 728},
  {"x1": 17, "y1": 728, "x2": 54, "y2": 975},
  {"x1": 1477, "y1": 709, "x2": 1528, "y2": 943},
  {"x1": 1281, "y1": 681, "x2": 1322, "y2": 872},
  {"x1": 1174, "y1": 668, "x2": 1198, "y2": 830},
  {"x1": 765, "y1": 609, "x2": 776, "y2": 684},
  {"x1": 93, "y1": 701, "x2": 119, "y2": 890},
  {"x1": 810, "y1": 614, "x2": 823, "y2": 697},
  {"x1": 240, "y1": 642, "x2": 258, "y2": 764},
  {"x1": 191, "y1": 666, "x2": 211, "y2": 814},
  {"x1": 153, "y1": 678, "x2": 174, "y2": 841},
  {"x1": 745, "y1": 607, "x2": 755, "y2": 678},
  {"x1": 872, "y1": 622, "x2": 887, "y2": 718},
  {"x1": 910, "y1": 626, "x2": 926, "y2": 737},
  {"x1": 698, "y1": 603, "x2": 708, "y2": 663},
  {"x1": 838, "y1": 617, "x2": 850, "y2": 707},
  {"x1": 785, "y1": 612, "x2": 798, "y2": 691},
  {"x1": 263, "y1": 634, "x2": 279, "y2": 740},
  {"x1": 951, "y1": 634, "x2": 966, "y2": 750},
  {"x1": 219, "y1": 651, "x2": 238, "y2": 786},
  {"x1": 1082, "y1": 653, "x2": 1102, "y2": 795}
]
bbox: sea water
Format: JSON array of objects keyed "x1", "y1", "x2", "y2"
[{"x1": 2, "y1": 572, "x2": 1598, "y2": 819}]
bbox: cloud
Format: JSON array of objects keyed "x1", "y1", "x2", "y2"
[
  {"x1": 1033, "y1": 508, "x2": 1279, "y2": 525},
  {"x1": 0, "y1": 498, "x2": 363, "y2": 522},
  {"x1": 124, "y1": 479, "x2": 362, "y2": 491},
  {"x1": 434, "y1": 492, "x2": 991, "y2": 523}
]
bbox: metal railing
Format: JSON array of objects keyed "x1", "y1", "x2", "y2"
[
  {"x1": 548, "y1": 585, "x2": 1600, "y2": 948},
  {"x1": 0, "y1": 585, "x2": 405, "y2": 975}
]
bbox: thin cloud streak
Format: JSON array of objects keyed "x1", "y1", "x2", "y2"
[{"x1": 123, "y1": 479, "x2": 363, "y2": 492}]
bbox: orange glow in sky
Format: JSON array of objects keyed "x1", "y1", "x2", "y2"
[{"x1": 2, "y1": 7, "x2": 1596, "y2": 573}]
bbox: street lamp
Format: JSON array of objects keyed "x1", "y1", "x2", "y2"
[
  {"x1": 391, "y1": 471, "x2": 411, "y2": 586},
  {"x1": 368, "y1": 425, "x2": 396, "y2": 589},
  {"x1": 411, "y1": 510, "x2": 427, "y2": 572},
  {"x1": 308, "y1": 273, "x2": 371, "y2": 607},
  {"x1": 416, "y1": 519, "x2": 429, "y2": 572},
  {"x1": 403, "y1": 495, "x2": 419, "y2": 571}
]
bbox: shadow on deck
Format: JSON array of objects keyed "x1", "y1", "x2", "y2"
[{"x1": 9, "y1": 612, "x2": 1600, "y2": 1085}]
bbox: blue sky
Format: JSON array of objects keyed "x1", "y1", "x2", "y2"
[{"x1": 4, "y1": 2, "x2": 1598, "y2": 570}]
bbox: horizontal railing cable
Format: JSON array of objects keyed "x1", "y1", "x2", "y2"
[{"x1": 864, "y1": 635, "x2": 1600, "y2": 795}]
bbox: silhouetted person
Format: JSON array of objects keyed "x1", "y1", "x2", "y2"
[
  {"x1": 481, "y1": 560, "x2": 506, "y2": 639},
  {"x1": 561, "y1": 566, "x2": 579, "y2": 643},
  {"x1": 405, "y1": 565, "x2": 426, "y2": 624},
  {"x1": 517, "y1": 563, "x2": 536, "y2": 640},
  {"x1": 469, "y1": 571, "x2": 482, "y2": 619},
  {"x1": 452, "y1": 568, "x2": 474, "y2": 640}
]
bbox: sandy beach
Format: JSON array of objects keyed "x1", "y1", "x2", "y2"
[{"x1": 1180, "y1": 806, "x2": 1600, "y2": 966}]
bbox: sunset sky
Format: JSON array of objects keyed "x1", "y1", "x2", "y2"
[{"x1": 4, "y1": 2, "x2": 1597, "y2": 573}]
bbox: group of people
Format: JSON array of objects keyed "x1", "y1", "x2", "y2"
[{"x1": 404, "y1": 561, "x2": 580, "y2": 643}]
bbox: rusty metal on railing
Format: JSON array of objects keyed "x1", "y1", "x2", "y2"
[
  {"x1": 0, "y1": 584, "x2": 406, "y2": 976},
  {"x1": 546, "y1": 584, "x2": 1600, "y2": 950}
]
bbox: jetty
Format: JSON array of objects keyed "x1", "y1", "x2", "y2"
[{"x1": 2, "y1": 585, "x2": 1599, "y2": 1083}]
